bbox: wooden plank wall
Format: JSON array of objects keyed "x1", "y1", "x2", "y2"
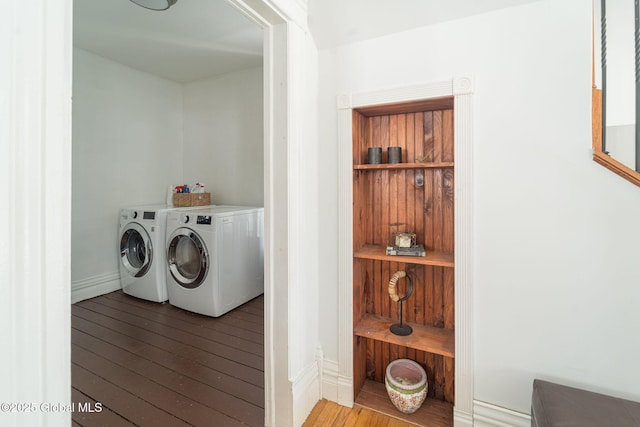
[{"x1": 352, "y1": 106, "x2": 455, "y2": 403}]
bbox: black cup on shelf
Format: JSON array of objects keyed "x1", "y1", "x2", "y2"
[
  {"x1": 368, "y1": 147, "x2": 382, "y2": 164},
  {"x1": 387, "y1": 146, "x2": 402, "y2": 163}
]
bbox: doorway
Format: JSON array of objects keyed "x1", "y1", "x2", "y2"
[
  {"x1": 4, "y1": 0, "x2": 295, "y2": 425},
  {"x1": 71, "y1": 0, "x2": 266, "y2": 422}
]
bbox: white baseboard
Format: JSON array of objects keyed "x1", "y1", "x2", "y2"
[
  {"x1": 336, "y1": 375, "x2": 354, "y2": 408},
  {"x1": 320, "y1": 359, "x2": 339, "y2": 401},
  {"x1": 71, "y1": 271, "x2": 121, "y2": 304},
  {"x1": 320, "y1": 359, "x2": 353, "y2": 407},
  {"x1": 473, "y1": 400, "x2": 530, "y2": 427},
  {"x1": 291, "y1": 360, "x2": 321, "y2": 427},
  {"x1": 454, "y1": 407, "x2": 473, "y2": 427}
]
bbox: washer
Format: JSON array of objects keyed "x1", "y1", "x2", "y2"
[
  {"x1": 165, "y1": 205, "x2": 264, "y2": 317},
  {"x1": 118, "y1": 204, "x2": 173, "y2": 302}
]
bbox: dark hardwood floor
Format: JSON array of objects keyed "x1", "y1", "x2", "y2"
[
  {"x1": 71, "y1": 290, "x2": 264, "y2": 427},
  {"x1": 71, "y1": 291, "x2": 414, "y2": 427}
]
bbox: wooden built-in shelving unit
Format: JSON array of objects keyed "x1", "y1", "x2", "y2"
[{"x1": 352, "y1": 98, "x2": 455, "y2": 425}]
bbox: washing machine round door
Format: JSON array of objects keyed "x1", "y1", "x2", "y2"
[
  {"x1": 167, "y1": 228, "x2": 209, "y2": 289},
  {"x1": 120, "y1": 222, "x2": 152, "y2": 278}
]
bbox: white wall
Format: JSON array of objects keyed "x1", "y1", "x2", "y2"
[
  {"x1": 72, "y1": 48, "x2": 184, "y2": 290},
  {"x1": 183, "y1": 67, "x2": 264, "y2": 206},
  {"x1": 316, "y1": 0, "x2": 640, "y2": 415}
]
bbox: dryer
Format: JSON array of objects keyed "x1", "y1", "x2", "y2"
[
  {"x1": 165, "y1": 205, "x2": 264, "y2": 317},
  {"x1": 118, "y1": 204, "x2": 172, "y2": 302}
]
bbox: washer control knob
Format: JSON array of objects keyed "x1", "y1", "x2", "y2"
[
  {"x1": 132, "y1": 211, "x2": 138, "y2": 219},
  {"x1": 182, "y1": 215, "x2": 190, "y2": 224}
]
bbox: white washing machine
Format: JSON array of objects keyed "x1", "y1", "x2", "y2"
[
  {"x1": 165, "y1": 205, "x2": 264, "y2": 317},
  {"x1": 118, "y1": 204, "x2": 173, "y2": 302}
]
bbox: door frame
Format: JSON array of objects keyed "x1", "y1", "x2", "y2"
[
  {"x1": 3, "y1": 0, "x2": 301, "y2": 425},
  {"x1": 336, "y1": 77, "x2": 475, "y2": 425}
]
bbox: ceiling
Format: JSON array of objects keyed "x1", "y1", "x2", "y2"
[
  {"x1": 307, "y1": 0, "x2": 542, "y2": 49},
  {"x1": 73, "y1": 0, "x2": 541, "y2": 83},
  {"x1": 73, "y1": 0, "x2": 264, "y2": 83}
]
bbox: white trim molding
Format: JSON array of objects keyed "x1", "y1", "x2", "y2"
[
  {"x1": 337, "y1": 77, "x2": 475, "y2": 424},
  {"x1": 71, "y1": 272, "x2": 121, "y2": 304},
  {"x1": 291, "y1": 360, "x2": 321, "y2": 427},
  {"x1": 336, "y1": 90, "x2": 355, "y2": 408},
  {"x1": 226, "y1": 2, "x2": 301, "y2": 426},
  {"x1": 319, "y1": 357, "x2": 354, "y2": 408},
  {"x1": 455, "y1": 408, "x2": 474, "y2": 427},
  {"x1": 320, "y1": 358, "x2": 339, "y2": 401},
  {"x1": 453, "y1": 77, "x2": 475, "y2": 424},
  {"x1": 11, "y1": 0, "x2": 300, "y2": 426},
  {"x1": 473, "y1": 401, "x2": 531, "y2": 427},
  {"x1": 2, "y1": 0, "x2": 73, "y2": 425}
]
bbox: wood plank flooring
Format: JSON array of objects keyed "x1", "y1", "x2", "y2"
[
  {"x1": 354, "y1": 381, "x2": 452, "y2": 426},
  {"x1": 303, "y1": 400, "x2": 416, "y2": 427},
  {"x1": 71, "y1": 290, "x2": 264, "y2": 427},
  {"x1": 72, "y1": 291, "x2": 416, "y2": 427}
]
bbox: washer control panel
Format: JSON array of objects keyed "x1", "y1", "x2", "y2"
[{"x1": 197, "y1": 215, "x2": 212, "y2": 225}]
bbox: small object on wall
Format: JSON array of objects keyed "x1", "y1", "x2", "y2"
[
  {"x1": 385, "y1": 358, "x2": 428, "y2": 414},
  {"x1": 387, "y1": 146, "x2": 402, "y2": 163},
  {"x1": 388, "y1": 270, "x2": 413, "y2": 336},
  {"x1": 368, "y1": 147, "x2": 382, "y2": 164},
  {"x1": 415, "y1": 172, "x2": 424, "y2": 187}
]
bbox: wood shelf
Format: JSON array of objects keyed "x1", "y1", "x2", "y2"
[
  {"x1": 354, "y1": 245, "x2": 454, "y2": 268},
  {"x1": 354, "y1": 314, "x2": 454, "y2": 358},
  {"x1": 353, "y1": 162, "x2": 454, "y2": 170},
  {"x1": 355, "y1": 380, "x2": 453, "y2": 427},
  {"x1": 355, "y1": 97, "x2": 454, "y2": 117}
]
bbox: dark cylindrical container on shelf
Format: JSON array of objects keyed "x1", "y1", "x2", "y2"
[
  {"x1": 388, "y1": 146, "x2": 402, "y2": 164},
  {"x1": 368, "y1": 147, "x2": 382, "y2": 164}
]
